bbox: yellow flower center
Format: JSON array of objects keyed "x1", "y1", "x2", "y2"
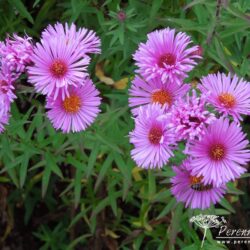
[
  {"x1": 151, "y1": 90, "x2": 172, "y2": 105},
  {"x1": 50, "y1": 59, "x2": 68, "y2": 78},
  {"x1": 210, "y1": 144, "x2": 225, "y2": 161},
  {"x1": 62, "y1": 94, "x2": 81, "y2": 113},
  {"x1": 218, "y1": 93, "x2": 236, "y2": 108}
]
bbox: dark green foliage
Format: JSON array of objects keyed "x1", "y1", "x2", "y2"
[{"x1": 0, "y1": 0, "x2": 250, "y2": 249}]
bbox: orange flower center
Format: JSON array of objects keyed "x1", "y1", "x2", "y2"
[
  {"x1": 190, "y1": 175, "x2": 213, "y2": 191},
  {"x1": 158, "y1": 53, "x2": 176, "y2": 67},
  {"x1": 62, "y1": 94, "x2": 81, "y2": 113},
  {"x1": 218, "y1": 93, "x2": 236, "y2": 108},
  {"x1": 50, "y1": 59, "x2": 68, "y2": 78},
  {"x1": 151, "y1": 90, "x2": 172, "y2": 105},
  {"x1": 190, "y1": 175, "x2": 203, "y2": 185},
  {"x1": 148, "y1": 126, "x2": 163, "y2": 144},
  {"x1": 210, "y1": 144, "x2": 225, "y2": 161}
]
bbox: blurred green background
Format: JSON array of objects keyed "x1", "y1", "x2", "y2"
[{"x1": 0, "y1": 0, "x2": 250, "y2": 249}]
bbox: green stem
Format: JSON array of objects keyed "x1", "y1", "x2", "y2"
[{"x1": 201, "y1": 228, "x2": 207, "y2": 248}]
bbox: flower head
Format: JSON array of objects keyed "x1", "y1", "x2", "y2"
[
  {"x1": 199, "y1": 73, "x2": 250, "y2": 121},
  {"x1": 187, "y1": 118, "x2": 250, "y2": 186},
  {"x1": 133, "y1": 28, "x2": 200, "y2": 85},
  {"x1": 171, "y1": 159, "x2": 226, "y2": 209},
  {"x1": 117, "y1": 10, "x2": 126, "y2": 22},
  {"x1": 129, "y1": 103, "x2": 176, "y2": 169},
  {"x1": 129, "y1": 76, "x2": 190, "y2": 116},
  {"x1": 28, "y1": 22, "x2": 101, "y2": 100},
  {"x1": 28, "y1": 31, "x2": 91, "y2": 99},
  {"x1": 0, "y1": 97, "x2": 11, "y2": 133},
  {"x1": 169, "y1": 90, "x2": 215, "y2": 141},
  {"x1": 0, "y1": 34, "x2": 33, "y2": 78},
  {"x1": 46, "y1": 78, "x2": 101, "y2": 133},
  {"x1": 42, "y1": 22, "x2": 101, "y2": 55},
  {"x1": 0, "y1": 62, "x2": 16, "y2": 102}
]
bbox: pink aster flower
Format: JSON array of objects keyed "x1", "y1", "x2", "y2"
[
  {"x1": 171, "y1": 159, "x2": 226, "y2": 210},
  {"x1": 46, "y1": 78, "x2": 101, "y2": 133},
  {"x1": 0, "y1": 96, "x2": 11, "y2": 133},
  {"x1": 0, "y1": 62, "x2": 16, "y2": 102},
  {"x1": 199, "y1": 73, "x2": 250, "y2": 121},
  {"x1": 133, "y1": 28, "x2": 200, "y2": 85},
  {"x1": 28, "y1": 34, "x2": 90, "y2": 99},
  {"x1": 42, "y1": 22, "x2": 101, "y2": 55},
  {"x1": 129, "y1": 76, "x2": 190, "y2": 116},
  {"x1": 169, "y1": 90, "x2": 215, "y2": 142},
  {"x1": 129, "y1": 103, "x2": 176, "y2": 169},
  {"x1": 188, "y1": 118, "x2": 250, "y2": 187},
  {"x1": 0, "y1": 34, "x2": 33, "y2": 78}
]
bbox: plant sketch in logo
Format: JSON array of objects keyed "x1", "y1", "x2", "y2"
[{"x1": 190, "y1": 214, "x2": 227, "y2": 248}]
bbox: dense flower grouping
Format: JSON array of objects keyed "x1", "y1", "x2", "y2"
[
  {"x1": 1, "y1": 23, "x2": 250, "y2": 210},
  {"x1": 129, "y1": 28, "x2": 250, "y2": 209},
  {"x1": 0, "y1": 22, "x2": 101, "y2": 133}
]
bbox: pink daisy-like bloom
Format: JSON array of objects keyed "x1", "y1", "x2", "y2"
[
  {"x1": 129, "y1": 76, "x2": 190, "y2": 116},
  {"x1": 199, "y1": 73, "x2": 250, "y2": 121},
  {"x1": 129, "y1": 103, "x2": 176, "y2": 169},
  {"x1": 0, "y1": 62, "x2": 16, "y2": 102},
  {"x1": 171, "y1": 159, "x2": 226, "y2": 210},
  {"x1": 42, "y1": 22, "x2": 101, "y2": 55},
  {"x1": 133, "y1": 28, "x2": 200, "y2": 85},
  {"x1": 0, "y1": 34, "x2": 33, "y2": 78},
  {"x1": 28, "y1": 22, "x2": 101, "y2": 99},
  {"x1": 188, "y1": 118, "x2": 250, "y2": 187},
  {"x1": 46, "y1": 78, "x2": 101, "y2": 133},
  {"x1": 0, "y1": 97, "x2": 11, "y2": 133},
  {"x1": 169, "y1": 90, "x2": 216, "y2": 142}
]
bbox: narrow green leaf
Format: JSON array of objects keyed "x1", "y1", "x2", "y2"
[
  {"x1": 86, "y1": 143, "x2": 99, "y2": 178},
  {"x1": 42, "y1": 165, "x2": 51, "y2": 197},
  {"x1": 74, "y1": 168, "x2": 83, "y2": 208},
  {"x1": 8, "y1": 0, "x2": 34, "y2": 23},
  {"x1": 219, "y1": 198, "x2": 235, "y2": 213},
  {"x1": 19, "y1": 152, "x2": 30, "y2": 188},
  {"x1": 149, "y1": 0, "x2": 163, "y2": 23},
  {"x1": 148, "y1": 170, "x2": 156, "y2": 200},
  {"x1": 94, "y1": 154, "x2": 113, "y2": 191},
  {"x1": 45, "y1": 152, "x2": 63, "y2": 178},
  {"x1": 157, "y1": 198, "x2": 176, "y2": 219}
]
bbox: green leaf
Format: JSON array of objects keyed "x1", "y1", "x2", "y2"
[
  {"x1": 148, "y1": 170, "x2": 156, "y2": 200},
  {"x1": 149, "y1": 0, "x2": 163, "y2": 23},
  {"x1": 157, "y1": 198, "x2": 176, "y2": 219},
  {"x1": 33, "y1": 0, "x2": 41, "y2": 7},
  {"x1": 8, "y1": 0, "x2": 34, "y2": 23},
  {"x1": 94, "y1": 154, "x2": 113, "y2": 191},
  {"x1": 91, "y1": 191, "x2": 122, "y2": 218},
  {"x1": 19, "y1": 152, "x2": 30, "y2": 188},
  {"x1": 226, "y1": 182, "x2": 244, "y2": 195},
  {"x1": 45, "y1": 152, "x2": 63, "y2": 178},
  {"x1": 113, "y1": 152, "x2": 132, "y2": 200},
  {"x1": 74, "y1": 168, "x2": 83, "y2": 208},
  {"x1": 219, "y1": 198, "x2": 235, "y2": 213},
  {"x1": 42, "y1": 164, "x2": 51, "y2": 197},
  {"x1": 86, "y1": 142, "x2": 99, "y2": 178}
]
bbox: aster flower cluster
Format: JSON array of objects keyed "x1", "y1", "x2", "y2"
[
  {"x1": 0, "y1": 22, "x2": 101, "y2": 134},
  {"x1": 0, "y1": 33, "x2": 33, "y2": 133},
  {"x1": 28, "y1": 22, "x2": 102, "y2": 133},
  {"x1": 129, "y1": 27, "x2": 250, "y2": 210}
]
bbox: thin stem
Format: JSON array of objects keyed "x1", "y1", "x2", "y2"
[{"x1": 201, "y1": 227, "x2": 207, "y2": 248}]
